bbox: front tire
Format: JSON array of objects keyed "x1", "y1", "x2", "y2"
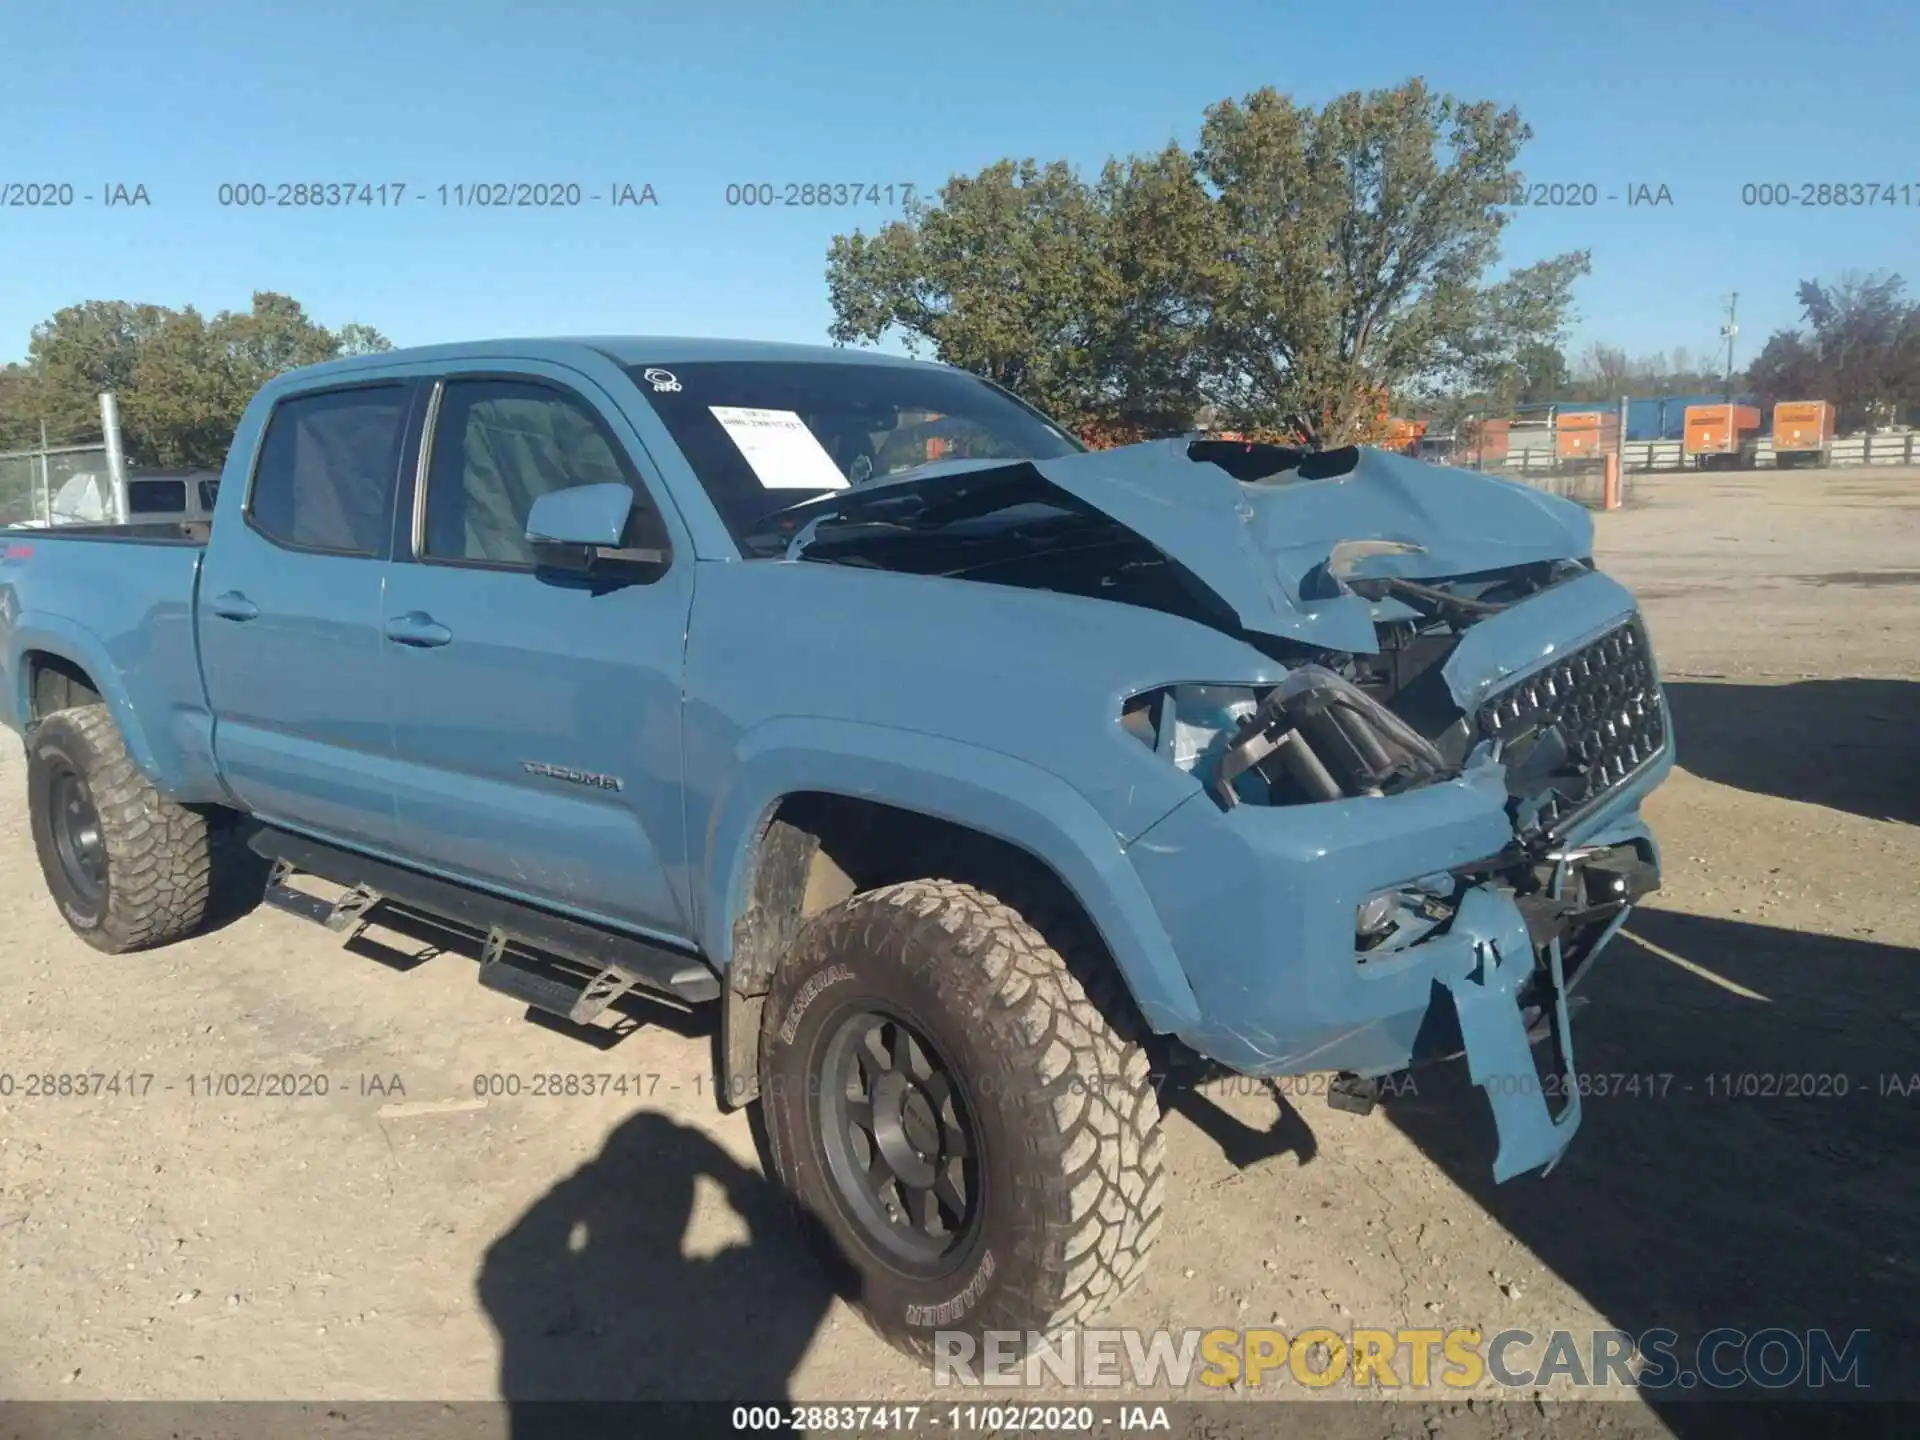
[
  {"x1": 759, "y1": 879, "x2": 1165, "y2": 1360},
  {"x1": 27, "y1": 704, "x2": 224, "y2": 952}
]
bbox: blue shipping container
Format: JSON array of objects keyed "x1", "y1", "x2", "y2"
[{"x1": 1624, "y1": 394, "x2": 1763, "y2": 440}]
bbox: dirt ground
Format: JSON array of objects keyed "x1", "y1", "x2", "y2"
[{"x1": 0, "y1": 466, "x2": 1914, "y2": 1435}]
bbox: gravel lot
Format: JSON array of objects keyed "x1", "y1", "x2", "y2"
[{"x1": 0, "y1": 466, "x2": 1914, "y2": 1436}]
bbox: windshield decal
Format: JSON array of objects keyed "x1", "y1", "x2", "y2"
[
  {"x1": 710, "y1": 406, "x2": 850, "y2": 491},
  {"x1": 641, "y1": 367, "x2": 681, "y2": 393}
]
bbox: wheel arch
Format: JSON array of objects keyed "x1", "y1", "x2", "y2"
[
  {"x1": 10, "y1": 615, "x2": 227, "y2": 803},
  {"x1": 24, "y1": 648, "x2": 104, "y2": 721},
  {"x1": 705, "y1": 720, "x2": 1200, "y2": 1106},
  {"x1": 11, "y1": 623, "x2": 142, "y2": 761}
]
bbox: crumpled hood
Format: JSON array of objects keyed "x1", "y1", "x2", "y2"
[
  {"x1": 790, "y1": 439, "x2": 1595, "y2": 655},
  {"x1": 1021, "y1": 440, "x2": 1593, "y2": 654}
]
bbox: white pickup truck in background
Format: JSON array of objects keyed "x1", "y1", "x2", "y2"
[{"x1": 7, "y1": 468, "x2": 219, "y2": 529}]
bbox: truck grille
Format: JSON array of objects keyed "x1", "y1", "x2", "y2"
[{"x1": 1477, "y1": 617, "x2": 1666, "y2": 838}]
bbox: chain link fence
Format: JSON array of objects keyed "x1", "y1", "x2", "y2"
[{"x1": 0, "y1": 444, "x2": 111, "y2": 527}]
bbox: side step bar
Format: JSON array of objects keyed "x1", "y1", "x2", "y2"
[{"x1": 249, "y1": 825, "x2": 720, "y2": 1022}]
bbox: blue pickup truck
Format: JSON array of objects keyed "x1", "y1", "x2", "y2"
[{"x1": 0, "y1": 338, "x2": 1672, "y2": 1356}]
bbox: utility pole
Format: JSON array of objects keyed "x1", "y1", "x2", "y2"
[
  {"x1": 99, "y1": 392, "x2": 129, "y2": 523},
  {"x1": 38, "y1": 419, "x2": 50, "y2": 524},
  {"x1": 1720, "y1": 292, "x2": 1739, "y2": 401}
]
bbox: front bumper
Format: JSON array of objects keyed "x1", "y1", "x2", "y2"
[
  {"x1": 1124, "y1": 576, "x2": 1673, "y2": 1181},
  {"x1": 1129, "y1": 752, "x2": 1667, "y2": 1180}
]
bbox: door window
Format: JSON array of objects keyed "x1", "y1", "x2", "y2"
[
  {"x1": 247, "y1": 384, "x2": 409, "y2": 555},
  {"x1": 422, "y1": 378, "x2": 651, "y2": 568}
]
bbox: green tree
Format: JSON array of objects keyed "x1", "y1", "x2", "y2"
[
  {"x1": 216, "y1": 291, "x2": 352, "y2": 375},
  {"x1": 827, "y1": 151, "x2": 1218, "y2": 442},
  {"x1": 1748, "y1": 271, "x2": 1918, "y2": 428},
  {"x1": 0, "y1": 364, "x2": 41, "y2": 451},
  {"x1": 5, "y1": 292, "x2": 393, "y2": 466},
  {"x1": 335, "y1": 323, "x2": 394, "y2": 358},
  {"x1": 827, "y1": 79, "x2": 1589, "y2": 449},
  {"x1": 1476, "y1": 339, "x2": 1569, "y2": 407},
  {"x1": 1746, "y1": 331, "x2": 1821, "y2": 408},
  {"x1": 18, "y1": 300, "x2": 175, "y2": 447},
  {"x1": 126, "y1": 308, "x2": 252, "y2": 467},
  {"x1": 1196, "y1": 83, "x2": 1587, "y2": 444}
]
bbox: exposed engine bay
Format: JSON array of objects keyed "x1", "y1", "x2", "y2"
[
  {"x1": 777, "y1": 440, "x2": 1667, "y2": 865},
  {"x1": 1113, "y1": 559, "x2": 1594, "y2": 813}
]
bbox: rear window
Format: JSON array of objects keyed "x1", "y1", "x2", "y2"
[
  {"x1": 247, "y1": 384, "x2": 409, "y2": 554},
  {"x1": 625, "y1": 360, "x2": 1081, "y2": 556},
  {"x1": 126, "y1": 479, "x2": 186, "y2": 514}
]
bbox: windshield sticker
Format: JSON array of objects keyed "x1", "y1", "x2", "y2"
[
  {"x1": 709, "y1": 407, "x2": 850, "y2": 490},
  {"x1": 642, "y1": 368, "x2": 681, "y2": 393}
]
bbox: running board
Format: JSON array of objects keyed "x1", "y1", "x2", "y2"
[{"x1": 249, "y1": 825, "x2": 720, "y2": 1020}]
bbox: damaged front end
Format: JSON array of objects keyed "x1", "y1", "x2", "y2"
[
  {"x1": 1121, "y1": 564, "x2": 1674, "y2": 1182},
  {"x1": 773, "y1": 437, "x2": 1674, "y2": 1179},
  {"x1": 1091, "y1": 520, "x2": 1671, "y2": 1178}
]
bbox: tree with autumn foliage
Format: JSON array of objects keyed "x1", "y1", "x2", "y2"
[{"x1": 826, "y1": 79, "x2": 1587, "y2": 450}]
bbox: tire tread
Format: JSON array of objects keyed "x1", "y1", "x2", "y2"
[
  {"x1": 765, "y1": 878, "x2": 1164, "y2": 1356},
  {"x1": 31, "y1": 705, "x2": 217, "y2": 953}
]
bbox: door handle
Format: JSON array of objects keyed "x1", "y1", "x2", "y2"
[
  {"x1": 385, "y1": 611, "x2": 453, "y2": 648},
  {"x1": 208, "y1": 591, "x2": 259, "y2": 622}
]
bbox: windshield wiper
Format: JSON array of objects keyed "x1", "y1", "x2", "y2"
[
  {"x1": 764, "y1": 458, "x2": 1080, "y2": 563},
  {"x1": 785, "y1": 514, "x2": 918, "y2": 561}
]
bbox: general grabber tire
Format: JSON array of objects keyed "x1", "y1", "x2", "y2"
[
  {"x1": 27, "y1": 704, "x2": 224, "y2": 953},
  {"x1": 758, "y1": 879, "x2": 1166, "y2": 1360}
]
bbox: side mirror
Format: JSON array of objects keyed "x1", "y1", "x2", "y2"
[{"x1": 525, "y1": 482, "x2": 669, "y2": 579}]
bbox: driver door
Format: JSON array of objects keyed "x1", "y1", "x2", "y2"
[{"x1": 379, "y1": 366, "x2": 697, "y2": 944}]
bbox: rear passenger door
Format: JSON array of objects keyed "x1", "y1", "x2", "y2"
[
  {"x1": 198, "y1": 380, "x2": 415, "y2": 847},
  {"x1": 379, "y1": 369, "x2": 696, "y2": 943}
]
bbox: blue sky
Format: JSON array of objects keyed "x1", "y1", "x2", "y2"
[{"x1": 4, "y1": 0, "x2": 1917, "y2": 374}]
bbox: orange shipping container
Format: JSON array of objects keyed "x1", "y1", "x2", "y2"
[
  {"x1": 1684, "y1": 404, "x2": 1761, "y2": 455},
  {"x1": 1468, "y1": 417, "x2": 1510, "y2": 462},
  {"x1": 1555, "y1": 410, "x2": 1621, "y2": 458},
  {"x1": 1771, "y1": 400, "x2": 1835, "y2": 452}
]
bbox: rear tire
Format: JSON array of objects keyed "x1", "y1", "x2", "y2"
[
  {"x1": 759, "y1": 879, "x2": 1165, "y2": 1360},
  {"x1": 27, "y1": 704, "x2": 227, "y2": 952}
]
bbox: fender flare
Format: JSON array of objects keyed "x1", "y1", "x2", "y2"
[
  {"x1": 700, "y1": 717, "x2": 1202, "y2": 1035},
  {"x1": 8, "y1": 614, "x2": 169, "y2": 785}
]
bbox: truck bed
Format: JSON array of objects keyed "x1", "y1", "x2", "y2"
[{"x1": 0, "y1": 528, "x2": 223, "y2": 801}]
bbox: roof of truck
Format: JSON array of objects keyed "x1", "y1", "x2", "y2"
[{"x1": 281, "y1": 336, "x2": 941, "y2": 384}]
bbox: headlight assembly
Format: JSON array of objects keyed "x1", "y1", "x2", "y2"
[{"x1": 1122, "y1": 666, "x2": 1458, "y2": 810}]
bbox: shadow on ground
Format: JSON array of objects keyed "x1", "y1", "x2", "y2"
[
  {"x1": 1383, "y1": 906, "x2": 1919, "y2": 1431},
  {"x1": 1664, "y1": 678, "x2": 1920, "y2": 824},
  {"x1": 475, "y1": 1109, "x2": 846, "y2": 1437}
]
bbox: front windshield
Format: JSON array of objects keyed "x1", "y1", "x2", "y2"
[{"x1": 625, "y1": 359, "x2": 1083, "y2": 556}]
